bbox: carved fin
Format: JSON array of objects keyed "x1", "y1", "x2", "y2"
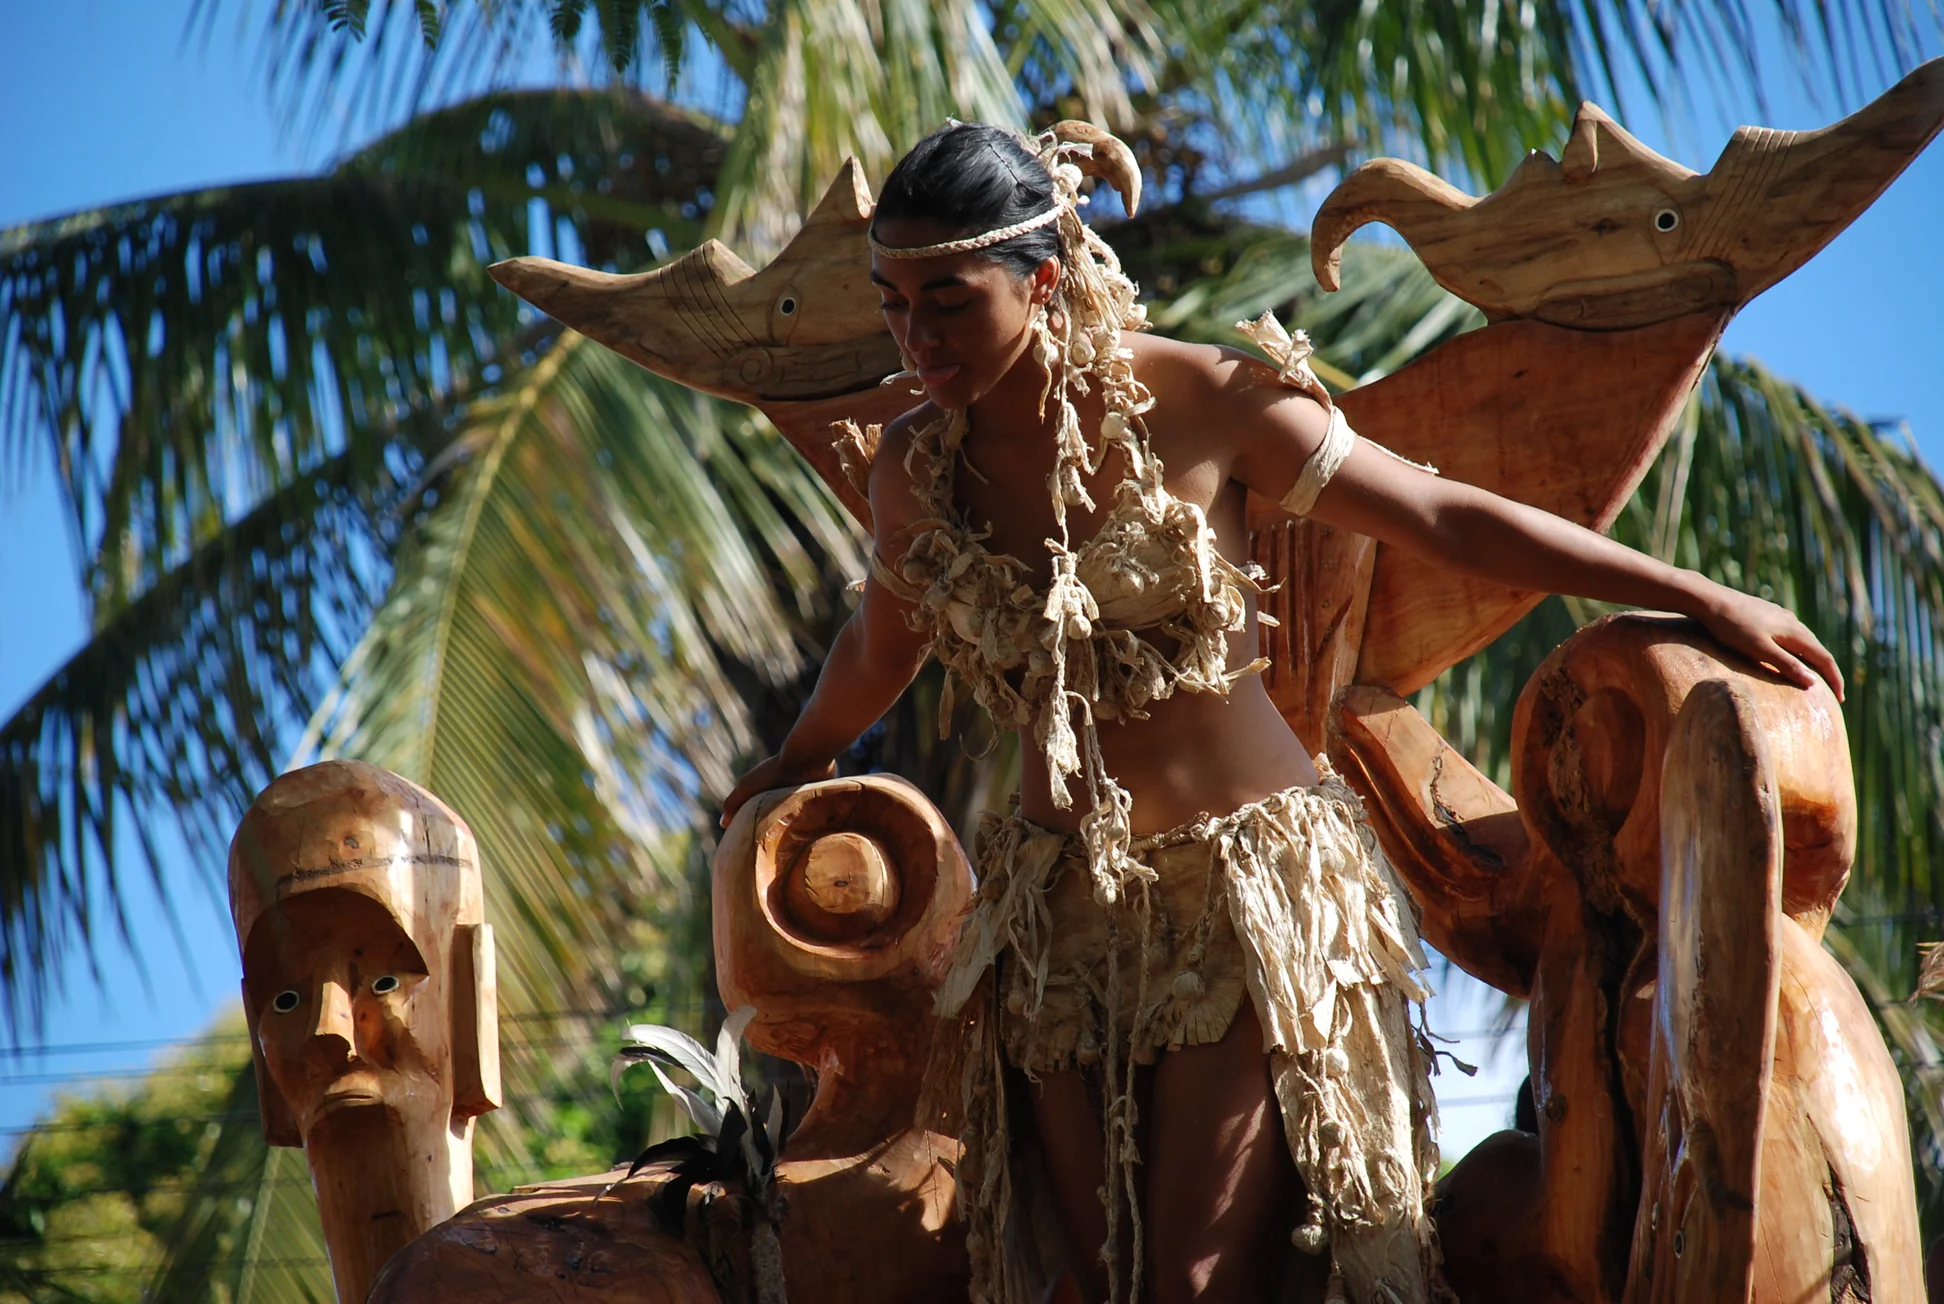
[
  {"x1": 803, "y1": 156, "x2": 875, "y2": 229},
  {"x1": 1695, "y1": 55, "x2": 1944, "y2": 302},
  {"x1": 1560, "y1": 104, "x2": 1602, "y2": 181}
]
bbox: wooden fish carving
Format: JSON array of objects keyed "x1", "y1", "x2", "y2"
[
  {"x1": 492, "y1": 159, "x2": 901, "y2": 404},
  {"x1": 1311, "y1": 58, "x2": 1944, "y2": 329}
]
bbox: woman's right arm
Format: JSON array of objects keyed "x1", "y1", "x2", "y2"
[{"x1": 719, "y1": 420, "x2": 934, "y2": 826}]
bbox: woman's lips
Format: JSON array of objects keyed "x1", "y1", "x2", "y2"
[{"x1": 916, "y1": 363, "x2": 961, "y2": 387}]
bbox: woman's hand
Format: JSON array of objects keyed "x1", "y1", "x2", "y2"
[
  {"x1": 1694, "y1": 583, "x2": 1846, "y2": 701},
  {"x1": 720, "y1": 751, "x2": 839, "y2": 829}
]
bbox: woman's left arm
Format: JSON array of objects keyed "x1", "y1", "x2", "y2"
[{"x1": 1219, "y1": 364, "x2": 1846, "y2": 699}]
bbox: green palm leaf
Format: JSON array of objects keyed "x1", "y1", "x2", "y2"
[
  {"x1": 0, "y1": 85, "x2": 719, "y2": 608},
  {"x1": 301, "y1": 333, "x2": 861, "y2": 1170},
  {"x1": 0, "y1": 87, "x2": 728, "y2": 1036},
  {"x1": 210, "y1": 0, "x2": 1944, "y2": 193}
]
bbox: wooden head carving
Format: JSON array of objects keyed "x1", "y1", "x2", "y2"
[
  {"x1": 1312, "y1": 58, "x2": 1944, "y2": 328},
  {"x1": 229, "y1": 759, "x2": 500, "y2": 1303},
  {"x1": 713, "y1": 774, "x2": 972, "y2": 1156}
]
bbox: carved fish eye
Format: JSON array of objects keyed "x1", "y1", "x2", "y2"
[
  {"x1": 1654, "y1": 208, "x2": 1681, "y2": 233},
  {"x1": 272, "y1": 989, "x2": 301, "y2": 1014},
  {"x1": 370, "y1": 975, "x2": 401, "y2": 995},
  {"x1": 778, "y1": 296, "x2": 798, "y2": 316}
]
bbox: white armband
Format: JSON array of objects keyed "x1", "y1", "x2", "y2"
[{"x1": 1279, "y1": 406, "x2": 1356, "y2": 516}]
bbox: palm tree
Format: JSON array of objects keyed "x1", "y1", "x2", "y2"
[{"x1": 3, "y1": 0, "x2": 1942, "y2": 1294}]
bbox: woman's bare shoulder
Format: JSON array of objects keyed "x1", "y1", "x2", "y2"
[
  {"x1": 870, "y1": 401, "x2": 941, "y2": 476},
  {"x1": 867, "y1": 401, "x2": 942, "y2": 538},
  {"x1": 1129, "y1": 333, "x2": 1326, "y2": 468},
  {"x1": 1129, "y1": 331, "x2": 1298, "y2": 403}
]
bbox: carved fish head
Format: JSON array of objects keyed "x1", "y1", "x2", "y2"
[
  {"x1": 490, "y1": 158, "x2": 901, "y2": 402},
  {"x1": 1312, "y1": 58, "x2": 1944, "y2": 328}
]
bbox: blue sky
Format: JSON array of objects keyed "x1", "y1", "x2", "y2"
[{"x1": 0, "y1": 0, "x2": 1940, "y2": 1158}]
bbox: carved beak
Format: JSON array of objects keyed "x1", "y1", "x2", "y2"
[{"x1": 1309, "y1": 158, "x2": 1475, "y2": 294}]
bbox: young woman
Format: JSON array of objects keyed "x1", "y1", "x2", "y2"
[{"x1": 721, "y1": 122, "x2": 1842, "y2": 1304}]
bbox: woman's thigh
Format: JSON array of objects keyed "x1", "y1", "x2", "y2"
[
  {"x1": 1031, "y1": 1066, "x2": 1145, "y2": 1303},
  {"x1": 1146, "y1": 1003, "x2": 1300, "y2": 1304}
]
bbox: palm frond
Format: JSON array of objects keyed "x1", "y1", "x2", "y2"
[
  {"x1": 301, "y1": 334, "x2": 862, "y2": 1169},
  {"x1": 0, "y1": 86, "x2": 730, "y2": 1036},
  {"x1": 1158, "y1": 0, "x2": 1942, "y2": 192},
  {"x1": 1141, "y1": 221, "x2": 1483, "y2": 383},
  {"x1": 705, "y1": 0, "x2": 1035, "y2": 256},
  {"x1": 0, "y1": 87, "x2": 718, "y2": 607},
  {"x1": 202, "y1": 0, "x2": 1944, "y2": 216},
  {"x1": 0, "y1": 446, "x2": 398, "y2": 1035}
]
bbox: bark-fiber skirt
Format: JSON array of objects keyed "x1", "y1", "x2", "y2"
[{"x1": 921, "y1": 766, "x2": 1451, "y2": 1304}]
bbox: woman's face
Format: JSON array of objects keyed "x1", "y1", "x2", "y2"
[{"x1": 870, "y1": 217, "x2": 1058, "y2": 410}]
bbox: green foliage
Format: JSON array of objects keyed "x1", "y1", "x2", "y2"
[
  {"x1": 0, "y1": 86, "x2": 723, "y2": 1036},
  {"x1": 0, "y1": 1013, "x2": 319, "y2": 1303},
  {"x1": 194, "y1": 0, "x2": 1944, "y2": 237}
]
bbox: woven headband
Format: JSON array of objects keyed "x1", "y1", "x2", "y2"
[{"x1": 868, "y1": 204, "x2": 1063, "y2": 260}]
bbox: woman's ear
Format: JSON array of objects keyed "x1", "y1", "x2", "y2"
[{"x1": 1033, "y1": 256, "x2": 1062, "y2": 305}]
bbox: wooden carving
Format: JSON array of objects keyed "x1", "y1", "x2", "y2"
[
  {"x1": 1310, "y1": 60, "x2": 1944, "y2": 329},
  {"x1": 228, "y1": 759, "x2": 500, "y2": 1304},
  {"x1": 1331, "y1": 614, "x2": 1922, "y2": 1302},
  {"x1": 370, "y1": 774, "x2": 971, "y2": 1304}
]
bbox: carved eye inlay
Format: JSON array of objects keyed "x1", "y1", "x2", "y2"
[
  {"x1": 1654, "y1": 208, "x2": 1681, "y2": 232},
  {"x1": 370, "y1": 975, "x2": 401, "y2": 995},
  {"x1": 778, "y1": 295, "x2": 798, "y2": 316},
  {"x1": 272, "y1": 989, "x2": 301, "y2": 1014}
]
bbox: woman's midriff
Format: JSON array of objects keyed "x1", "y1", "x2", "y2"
[{"x1": 1013, "y1": 670, "x2": 1319, "y2": 834}]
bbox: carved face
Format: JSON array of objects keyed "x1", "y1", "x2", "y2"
[
  {"x1": 243, "y1": 887, "x2": 446, "y2": 1134},
  {"x1": 869, "y1": 220, "x2": 1059, "y2": 410}
]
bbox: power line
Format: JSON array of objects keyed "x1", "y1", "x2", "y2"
[{"x1": 0, "y1": 1002, "x2": 720, "y2": 1062}]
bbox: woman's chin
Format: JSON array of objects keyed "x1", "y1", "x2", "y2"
[{"x1": 922, "y1": 372, "x2": 973, "y2": 407}]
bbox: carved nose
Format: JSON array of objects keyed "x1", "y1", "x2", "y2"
[{"x1": 304, "y1": 977, "x2": 356, "y2": 1071}]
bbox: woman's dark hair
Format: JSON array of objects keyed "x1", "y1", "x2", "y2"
[{"x1": 872, "y1": 122, "x2": 1061, "y2": 278}]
